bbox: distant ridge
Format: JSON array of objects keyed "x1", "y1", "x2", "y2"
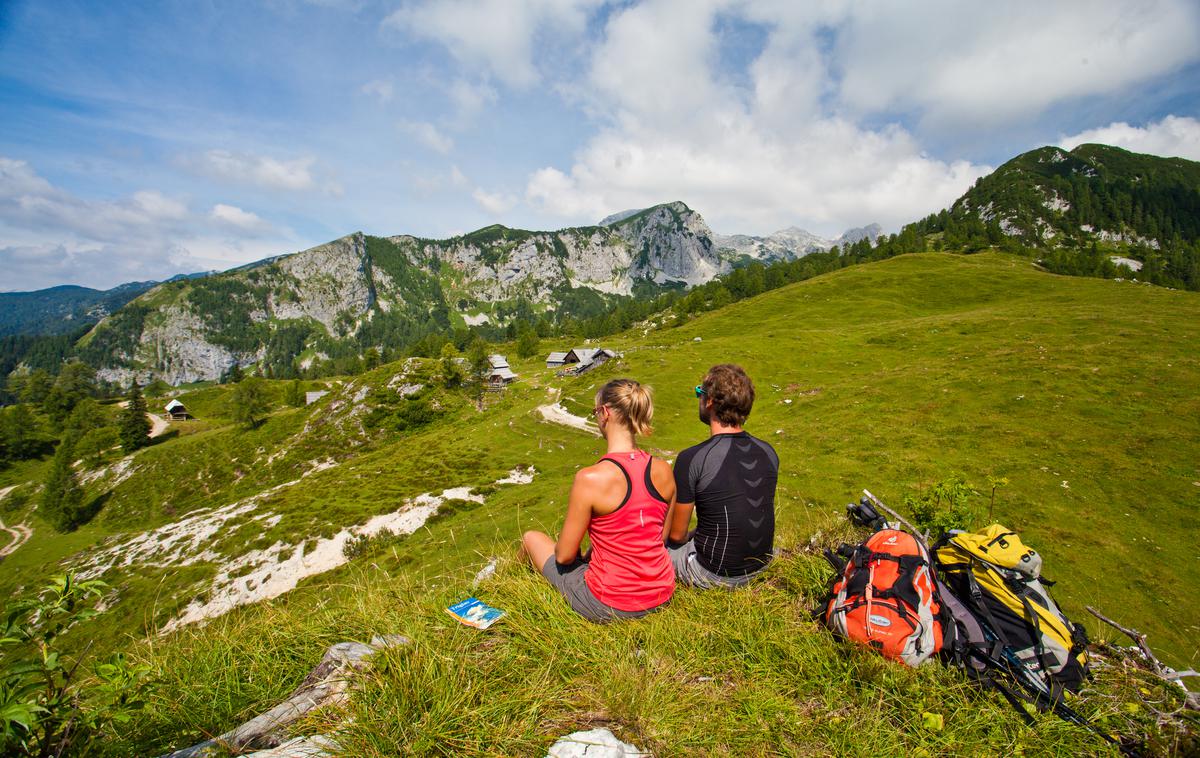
[{"x1": 0, "y1": 272, "x2": 210, "y2": 337}]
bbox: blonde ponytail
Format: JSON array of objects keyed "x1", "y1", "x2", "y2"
[{"x1": 596, "y1": 378, "x2": 653, "y2": 437}]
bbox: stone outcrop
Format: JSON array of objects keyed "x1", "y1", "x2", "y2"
[
  {"x1": 715, "y1": 222, "x2": 882, "y2": 262},
  {"x1": 80, "y1": 202, "x2": 874, "y2": 384},
  {"x1": 161, "y1": 635, "x2": 409, "y2": 758}
]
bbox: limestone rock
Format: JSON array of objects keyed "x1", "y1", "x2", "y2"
[
  {"x1": 84, "y1": 201, "x2": 850, "y2": 384},
  {"x1": 547, "y1": 728, "x2": 648, "y2": 758}
]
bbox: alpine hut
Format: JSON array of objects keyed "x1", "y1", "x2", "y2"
[
  {"x1": 487, "y1": 355, "x2": 518, "y2": 387},
  {"x1": 164, "y1": 399, "x2": 189, "y2": 420},
  {"x1": 560, "y1": 347, "x2": 618, "y2": 375}
]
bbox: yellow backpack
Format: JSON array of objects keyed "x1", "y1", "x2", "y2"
[{"x1": 935, "y1": 524, "x2": 1089, "y2": 694}]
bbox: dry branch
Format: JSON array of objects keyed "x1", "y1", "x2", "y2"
[
  {"x1": 162, "y1": 634, "x2": 410, "y2": 758},
  {"x1": 1086, "y1": 605, "x2": 1199, "y2": 713}
]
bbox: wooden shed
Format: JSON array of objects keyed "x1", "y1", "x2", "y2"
[{"x1": 488, "y1": 355, "x2": 518, "y2": 387}]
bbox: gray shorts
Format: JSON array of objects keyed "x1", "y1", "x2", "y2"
[
  {"x1": 540, "y1": 557, "x2": 662, "y2": 623},
  {"x1": 668, "y1": 539, "x2": 768, "y2": 589}
]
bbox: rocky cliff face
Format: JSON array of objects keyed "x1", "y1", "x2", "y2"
[
  {"x1": 82, "y1": 201, "x2": 881, "y2": 384},
  {"x1": 618, "y1": 202, "x2": 721, "y2": 285},
  {"x1": 83, "y1": 203, "x2": 733, "y2": 383},
  {"x1": 714, "y1": 223, "x2": 882, "y2": 261}
]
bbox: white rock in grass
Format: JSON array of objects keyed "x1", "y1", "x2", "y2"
[
  {"x1": 547, "y1": 728, "x2": 648, "y2": 757},
  {"x1": 473, "y1": 557, "x2": 499, "y2": 585},
  {"x1": 243, "y1": 735, "x2": 336, "y2": 757}
]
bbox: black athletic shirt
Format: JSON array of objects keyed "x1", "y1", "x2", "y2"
[{"x1": 673, "y1": 431, "x2": 779, "y2": 576}]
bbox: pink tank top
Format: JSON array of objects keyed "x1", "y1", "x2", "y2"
[{"x1": 584, "y1": 450, "x2": 675, "y2": 612}]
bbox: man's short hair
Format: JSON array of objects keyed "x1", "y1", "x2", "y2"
[{"x1": 702, "y1": 364, "x2": 755, "y2": 426}]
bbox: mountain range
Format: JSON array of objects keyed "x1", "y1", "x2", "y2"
[
  {"x1": 60, "y1": 203, "x2": 877, "y2": 385},
  {"x1": 4, "y1": 142, "x2": 1198, "y2": 387}
]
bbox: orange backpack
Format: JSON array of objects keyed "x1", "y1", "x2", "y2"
[{"x1": 822, "y1": 529, "x2": 949, "y2": 667}]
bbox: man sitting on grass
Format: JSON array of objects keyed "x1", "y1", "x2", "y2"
[{"x1": 665, "y1": 363, "x2": 779, "y2": 588}]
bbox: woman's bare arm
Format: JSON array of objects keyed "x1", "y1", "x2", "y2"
[{"x1": 555, "y1": 467, "x2": 596, "y2": 564}]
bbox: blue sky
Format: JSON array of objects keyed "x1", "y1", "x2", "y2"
[{"x1": 2, "y1": 0, "x2": 1199, "y2": 291}]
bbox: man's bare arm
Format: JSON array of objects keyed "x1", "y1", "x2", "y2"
[{"x1": 667, "y1": 501, "x2": 694, "y2": 544}]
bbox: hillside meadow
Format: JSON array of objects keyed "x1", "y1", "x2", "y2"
[{"x1": 1, "y1": 251, "x2": 1197, "y2": 755}]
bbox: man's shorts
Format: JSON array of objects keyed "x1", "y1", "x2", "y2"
[
  {"x1": 667, "y1": 539, "x2": 768, "y2": 588},
  {"x1": 540, "y1": 556, "x2": 663, "y2": 623}
]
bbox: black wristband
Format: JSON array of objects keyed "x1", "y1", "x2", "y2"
[{"x1": 555, "y1": 557, "x2": 583, "y2": 574}]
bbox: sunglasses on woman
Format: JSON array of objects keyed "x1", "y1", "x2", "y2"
[{"x1": 694, "y1": 385, "x2": 706, "y2": 398}]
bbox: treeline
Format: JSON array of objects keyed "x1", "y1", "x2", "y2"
[
  {"x1": 910, "y1": 206, "x2": 1200, "y2": 291},
  {"x1": 1, "y1": 361, "x2": 154, "y2": 532}
]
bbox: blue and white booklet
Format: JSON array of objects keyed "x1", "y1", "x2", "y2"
[{"x1": 446, "y1": 597, "x2": 505, "y2": 629}]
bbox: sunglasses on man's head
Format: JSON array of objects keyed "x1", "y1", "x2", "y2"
[{"x1": 694, "y1": 385, "x2": 706, "y2": 398}]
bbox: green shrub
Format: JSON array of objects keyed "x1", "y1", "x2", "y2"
[
  {"x1": 0, "y1": 574, "x2": 153, "y2": 756},
  {"x1": 903, "y1": 476, "x2": 980, "y2": 537}
]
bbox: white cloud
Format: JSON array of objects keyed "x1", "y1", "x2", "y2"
[
  {"x1": 833, "y1": 1, "x2": 1200, "y2": 127},
  {"x1": 0, "y1": 157, "x2": 54, "y2": 198},
  {"x1": 132, "y1": 190, "x2": 188, "y2": 220},
  {"x1": 1058, "y1": 115, "x2": 1200, "y2": 162},
  {"x1": 383, "y1": 0, "x2": 602, "y2": 87},
  {"x1": 210, "y1": 203, "x2": 273, "y2": 234},
  {"x1": 523, "y1": 1, "x2": 992, "y2": 235},
  {"x1": 472, "y1": 187, "x2": 517, "y2": 215},
  {"x1": 0, "y1": 239, "x2": 207, "y2": 292},
  {"x1": 185, "y1": 149, "x2": 319, "y2": 191},
  {"x1": 399, "y1": 120, "x2": 454, "y2": 154},
  {"x1": 448, "y1": 78, "x2": 498, "y2": 120},
  {"x1": 0, "y1": 156, "x2": 303, "y2": 290},
  {"x1": 0, "y1": 158, "x2": 193, "y2": 242},
  {"x1": 526, "y1": 119, "x2": 989, "y2": 234},
  {"x1": 517, "y1": 1, "x2": 1200, "y2": 235},
  {"x1": 360, "y1": 78, "x2": 395, "y2": 103}
]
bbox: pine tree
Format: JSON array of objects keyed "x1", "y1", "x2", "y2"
[
  {"x1": 466, "y1": 340, "x2": 491, "y2": 405},
  {"x1": 285, "y1": 379, "x2": 304, "y2": 407},
  {"x1": 364, "y1": 347, "x2": 381, "y2": 370},
  {"x1": 440, "y1": 343, "x2": 465, "y2": 388},
  {"x1": 516, "y1": 324, "x2": 539, "y2": 359},
  {"x1": 118, "y1": 384, "x2": 152, "y2": 453},
  {"x1": 19, "y1": 369, "x2": 54, "y2": 405},
  {"x1": 232, "y1": 376, "x2": 267, "y2": 429},
  {"x1": 0, "y1": 404, "x2": 40, "y2": 461},
  {"x1": 42, "y1": 434, "x2": 86, "y2": 532}
]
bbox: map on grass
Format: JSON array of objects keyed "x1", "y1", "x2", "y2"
[{"x1": 446, "y1": 597, "x2": 506, "y2": 629}]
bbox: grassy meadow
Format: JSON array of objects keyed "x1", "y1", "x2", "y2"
[{"x1": 1, "y1": 251, "x2": 1197, "y2": 755}]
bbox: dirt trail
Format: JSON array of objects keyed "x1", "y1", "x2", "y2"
[
  {"x1": 116, "y1": 400, "x2": 170, "y2": 438},
  {"x1": 535, "y1": 388, "x2": 600, "y2": 436},
  {"x1": 0, "y1": 485, "x2": 32, "y2": 558},
  {"x1": 147, "y1": 413, "x2": 169, "y2": 438}
]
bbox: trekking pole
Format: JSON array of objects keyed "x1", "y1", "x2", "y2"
[
  {"x1": 862, "y1": 490, "x2": 929, "y2": 546},
  {"x1": 975, "y1": 639, "x2": 1131, "y2": 753}
]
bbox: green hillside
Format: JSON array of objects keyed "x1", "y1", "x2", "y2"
[
  {"x1": 2, "y1": 252, "x2": 1197, "y2": 755},
  {"x1": 907, "y1": 144, "x2": 1200, "y2": 291}
]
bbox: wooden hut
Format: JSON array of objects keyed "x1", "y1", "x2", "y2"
[
  {"x1": 487, "y1": 355, "x2": 518, "y2": 387},
  {"x1": 164, "y1": 399, "x2": 189, "y2": 420}
]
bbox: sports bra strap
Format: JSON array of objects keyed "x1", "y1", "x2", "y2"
[{"x1": 596, "y1": 457, "x2": 633, "y2": 510}]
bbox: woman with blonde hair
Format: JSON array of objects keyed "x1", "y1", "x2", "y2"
[{"x1": 521, "y1": 378, "x2": 676, "y2": 622}]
